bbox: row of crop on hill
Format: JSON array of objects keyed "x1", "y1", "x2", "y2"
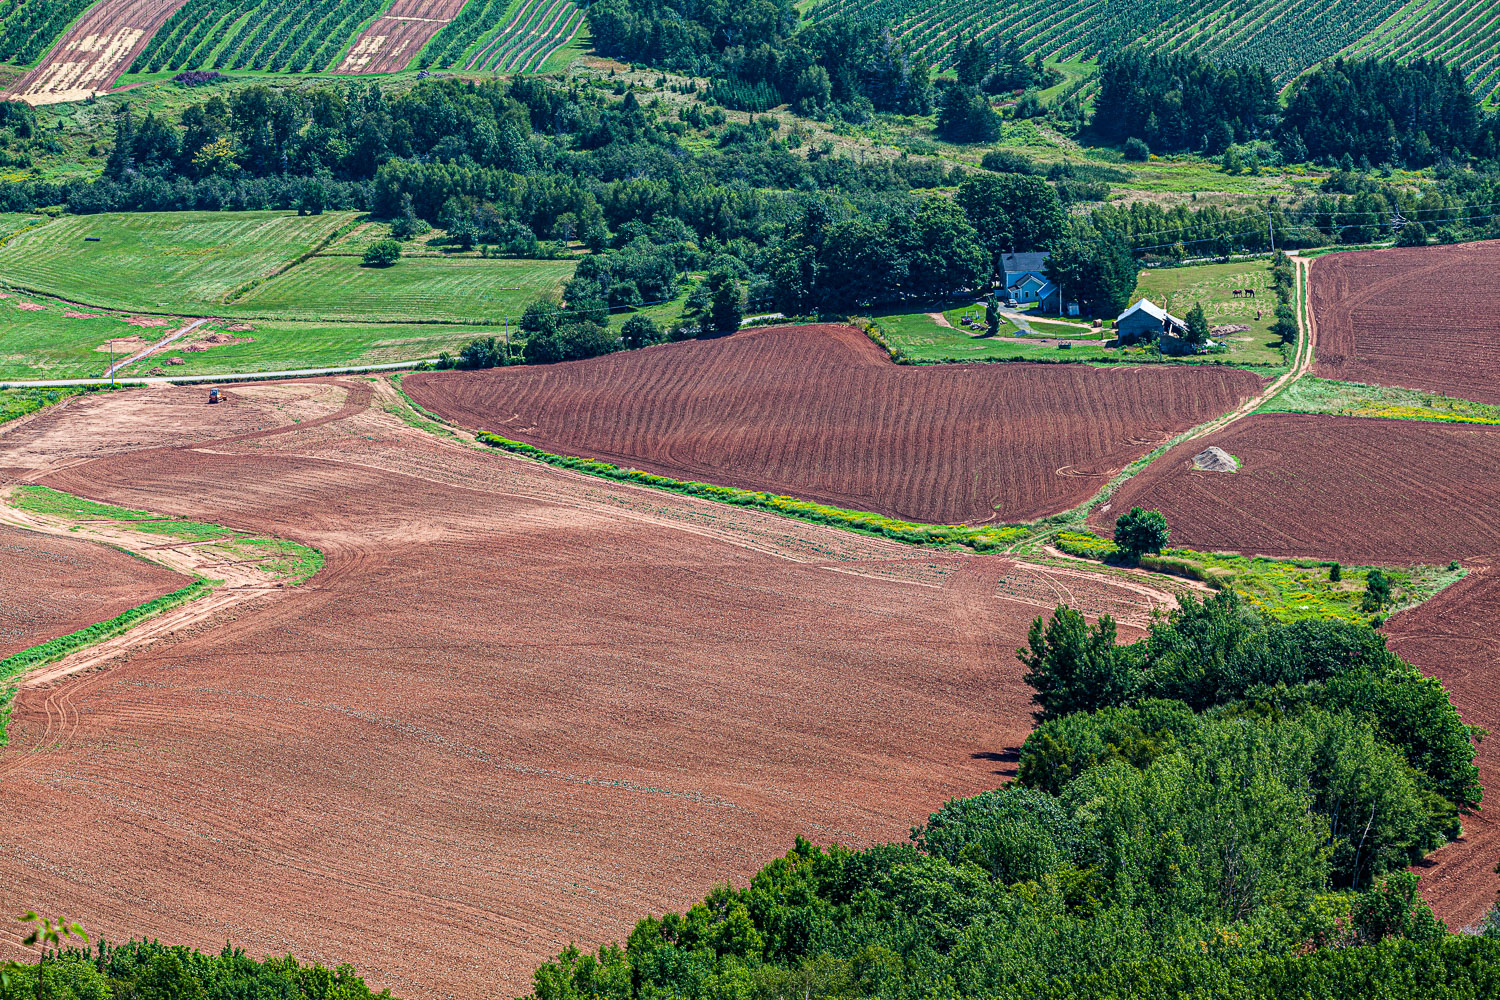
[
  {"x1": 0, "y1": 0, "x2": 91, "y2": 65},
  {"x1": 1346, "y1": 0, "x2": 1500, "y2": 103},
  {"x1": 807, "y1": 0, "x2": 1436, "y2": 87},
  {"x1": 131, "y1": 0, "x2": 383, "y2": 74},
  {"x1": 418, "y1": 0, "x2": 582, "y2": 73}
]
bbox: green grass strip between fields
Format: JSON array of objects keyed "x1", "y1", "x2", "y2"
[
  {"x1": 474, "y1": 432, "x2": 1030, "y2": 551},
  {"x1": 1052, "y1": 529, "x2": 1465, "y2": 625},
  {"x1": 1259, "y1": 376, "x2": 1500, "y2": 425},
  {"x1": 8, "y1": 486, "x2": 324, "y2": 581},
  {"x1": 0, "y1": 578, "x2": 212, "y2": 747}
]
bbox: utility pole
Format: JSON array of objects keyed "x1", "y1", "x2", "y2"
[
  {"x1": 1268, "y1": 210, "x2": 1276, "y2": 253},
  {"x1": 108, "y1": 338, "x2": 115, "y2": 385}
]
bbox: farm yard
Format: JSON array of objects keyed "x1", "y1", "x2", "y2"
[
  {"x1": 1133, "y1": 260, "x2": 1284, "y2": 366},
  {"x1": 0, "y1": 377, "x2": 1169, "y2": 998},
  {"x1": 1311, "y1": 240, "x2": 1500, "y2": 404},
  {"x1": 405, "y1": 323, "x2": 1265, "y2": 524}
]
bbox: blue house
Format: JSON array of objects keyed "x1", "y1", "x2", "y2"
[{"x1": 1000, "y1": 251, "x2": 1079, "y2": 316}]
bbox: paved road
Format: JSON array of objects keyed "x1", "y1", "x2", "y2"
[{"x1": 1, "y1": 359, "x2": 436, "y2": 389}]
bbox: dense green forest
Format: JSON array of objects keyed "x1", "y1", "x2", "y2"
[{"x1": 521, "y1": 593, "x2": 1499, "y2": 1000}]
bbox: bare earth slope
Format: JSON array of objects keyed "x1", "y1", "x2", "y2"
[
  {"x1": 1088, "y1": 413, "x2": 1500, "y2": 564},
  {"x1": 0, "y1": 380, "x2": 1165, "y2": 997},
  {"x1": 0, "y1": 522, "x2": 188, "y2": 657},
  {"x1": 406, "y1": 324, "x2": 1265, "y2": 525},
  {"x1": 7, "y1": 0, "x2": 188, "y2": 105},
  {"x1": 1311, "y1": 240, "x2": 1500, "y2": 404},
  {"x1": 337, "y1": 0, "x2": 469, "y2": 73}
]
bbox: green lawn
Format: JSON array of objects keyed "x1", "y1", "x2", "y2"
[
  {"x1": 234, "y1": 254, "x2": 575, "y2": 324},
  {"x1": 1133, "y1": 260, "x2": 1287, "y2": 367},
  {"x1": 0, "y1": 211, "x2": 353, "y2": 313},
  {"x1": 873, "y1": 308, "x2": 1112, "y2": 363}
]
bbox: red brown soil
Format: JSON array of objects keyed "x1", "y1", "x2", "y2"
[
  {"x1": 1092, "y1": 410, "x2": 1500, "y2": 924},
  {"x1": 1089, "y1": 413, "x2": 1500, "y2": 564},
  {"x1": 6, "y1": 0, "x2": 188, "y2": 105},
  {"x1": 1311, "y1": 240, "x2": 1500, "y2": 404},
  {"x1": 406, "y1": 324, "x2": 1266, "y2": 525},
  {"x1": 0, "y1": 379, "x2": 1160, "y2": 997},
  {"x1": 336, "y1": 0, "x2": 469, "y2": 73},
  {"x1": 0, "y1": 523, "x2": 188, "y2": 658}
]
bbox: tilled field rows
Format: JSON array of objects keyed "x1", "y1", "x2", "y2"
[
  {"x1": 0, "y1": 380, "x2": 1161, "y2": 997},
  {"x1": 1311, "y1": 239, "x2": 1500, "y2": 405},
  {"x1": 7, "y1": 0, "x2": 187, "y2": 105},
  {"x1": 406, "y1": 324, "x2": 1266, "y2": 525},
  {"x1": 338, "y1": 0, "x2": 471, "y2": 73}
]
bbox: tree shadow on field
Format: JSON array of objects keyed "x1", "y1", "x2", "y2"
[{"x1": 972, "y1": 748, "x2": 1021, "y2": 778}]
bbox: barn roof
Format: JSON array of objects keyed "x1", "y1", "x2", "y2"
[{"x1": 1117, "y1": 298, "x2": 1186, "y2": 330}]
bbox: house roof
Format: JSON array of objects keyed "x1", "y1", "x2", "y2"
[
  {"x1": 1000, "y1": 251, "x2": 1050, "y2": 275},
  {"x1": 1117, "y1": 298, "x2": 1186, "y2": 329}
]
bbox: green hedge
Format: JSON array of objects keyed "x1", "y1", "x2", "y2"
[
  {"x1": 0, "y1": 578, "x2": 211, "y2": 745},
  {"x1": 475, "y1": 432, "x2": 1028, "y2": 551}
]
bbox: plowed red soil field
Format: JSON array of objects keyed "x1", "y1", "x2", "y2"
[
  {"x1": 0, "y1": 523, "x2": 188, "y2": 658},
  {"x1": 0, "y1": 380, "x2": 1165, "y2": 998},
  {"x1": 1311, "y1": 240, "x2": 1500, "y2": 404},
  {"x1": 1088, "y1": 412, "x2": 1500, "y2": 563},
  {"x1": 1090, "y1": 409, "x2": 1500, "y2": 923},
  {"x1": 1385, "y1": 561, "x2": 1500, "y2": 931},
  {"x1": 337, "y1": 0, "x2": 469, "y2": 73},
  {"x1": 406, "y1": 324, "x2": 1265, "y2": 525},
  {"x1": 7, "y1": 0, "x2": 187, "y2": 105}
]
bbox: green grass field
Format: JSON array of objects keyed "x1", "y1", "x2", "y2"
[
  {"x1": 873, "y1": 308, "x2": 1113, "y2": 363},
  {"x1": 0, "y1": 212, "x2": 580, "y2": 378},
  {"x1": 1260, "y1": 377, "x2": 1500, "y2": 425},
  {"x1": 234, "y1": 254, "x2": 575, "y2": 324},
  {"x1": 0, "y1": 212, "x2": 353, "y2": 313},
  {"x1": 1133, "y1": 260, "x2": 1286, "y2": 366}
]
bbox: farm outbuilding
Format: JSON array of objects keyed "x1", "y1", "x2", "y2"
[{"x1": 1116, "y1": 298, "x2": 1186, "y2": 344}]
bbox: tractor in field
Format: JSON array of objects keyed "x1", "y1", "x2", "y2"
[{"x1": 208, "y1": 389, "x2": 220, "y2": 405}]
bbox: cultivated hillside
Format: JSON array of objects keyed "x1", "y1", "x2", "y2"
[{"x1": 806, "y1": 0, "x2": 1500, "y2": 100}]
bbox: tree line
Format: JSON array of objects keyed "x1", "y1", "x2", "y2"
[{"x1": 1095, "y1": 49, "x2": 1500, "y2": 167}]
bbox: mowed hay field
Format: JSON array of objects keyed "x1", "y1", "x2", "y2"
[
  {"x1": 1088, "y1": 412, "x2": 1500, "y2": 564},
  {"x1": 406, "y1": 324, "x2": 1266, "y2": 524},
  {"x1": 0, "y1": 522, "x2": 188, "y2": 657},
  {"x1": 0, "y1": 211, "x2": 352, "y2": 313},
  {"x1": 234, "y1": 254, "x2": 575, "y2": 323},
  {"x1": 1311, "y1": 240, "x2": 1500, "y2": 404},
  {"x1": 0, "y1": 380, "x2": 1168, "y2": 997}
]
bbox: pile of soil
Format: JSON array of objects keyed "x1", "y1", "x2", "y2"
[{"x1": 1192, "y1": 446, "x2": 1238, "y2": 472}]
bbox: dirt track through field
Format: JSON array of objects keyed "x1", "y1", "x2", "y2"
[
  {"x1": 337, "y1": 0, "x2": 470, "y2": 73},
  {"x1": 0, "y1": 377, "x2": 1169, "y2": 997},
  {"x1": 6, "y1": 0, "x2": 188, "y2": 105},
  {"x1": 406, "y1": 324, "x2": 1266, "y2": 525},
  {"x1": 1311, "y1": 240, "x2": 1500, "y2": 404}
]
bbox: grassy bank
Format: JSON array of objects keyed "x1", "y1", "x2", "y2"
[
  {"x1": 1260, "y1": 376, "x2": 1500, "y2": 425},
  {"x1": 0, "y1": 578, "x2": 212, "y2": 746},
  {"x1": 474, "y1": 431, "x2": 1030, "y2": 551},
  {"x1": 1053, "y1": 529, "x2": 1465, "y2": 624}
]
